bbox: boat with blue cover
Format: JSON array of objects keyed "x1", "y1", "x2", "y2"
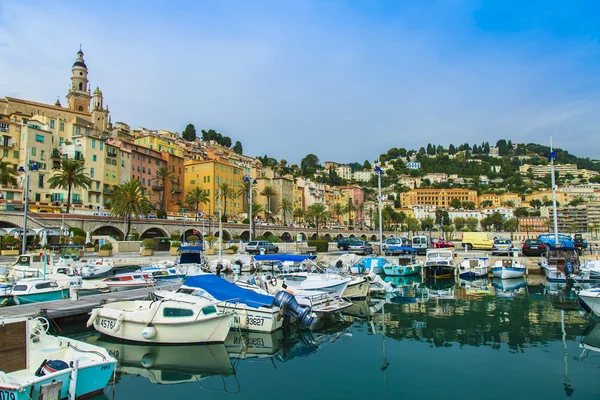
[
  {"x1": 0, "y1": 317, "x2": 116, "y2": 400},
  {"x1": 350, "y1": 257, "x2": 387, "y2": 275},
  {"x1": 382, "y1": 248, "x2": 422, "y2": 276},
  {"x1": 163, "y1": 274, "x2": 317, "y2": 333},
  {"x1": 175, "y1": 246, "x2": 206, "y2": 276}
]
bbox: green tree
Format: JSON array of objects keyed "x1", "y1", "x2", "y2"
[
  {"x1": 218, "y1": 182, "x2": 236, "y2": 217},
  {"x1": 182, "y1": 123, "x2": 196, "y2": 141},
  {"x1": 480, "y1": 200, "x2": 494, "y2": 208},
  {"x1": 344, "y1": 199, "x2": 356, "y2": 228},
  {"x1": 363, "y1": 160, "x2": 372, "y2": 170},
  {"x1": 332, "y1": 203, "x2": 344, "y2": 225},
  {"x1": 530, "y1": 199, "x2": 542, "y2": 209},
  {"x1": 48, "y1": 159, "x2": 91, "y2": 213},
  {"x1": 504, "y1": 218, "x2": 518, "y2": 232},
  {"x1": 279, "y1": 198, "x2": 293, "y2": 225},
  {"x1": 110, "y1": 180, "x2": 154, "y2": 239},
  {"x1": 453, "y1": 217, "x2": 466, "y2": 231},
  {"x1": 488, "y1": 211, "x2": 505, "y2": 231},
  {"x1": 466, "y1": 217, "x2": 479, "y2": 231},
  {"x1": 260, "y1": 186, "x2": 278, "y2": 222},
  {"x1": 306, "y1": 203, "x2": 329, "y2": 237},
  {"x1": 421, "y1": 217, "x2": 434, "y2": 231},
  {"x1": 513, "y1": 207, "x2": 529, "y2": 218},
  {"x1": 232, "y1": 141, "x2": 243, "y2": 155},
  {"x1": 0, "y1": 157, "x2": 18, "y2": 186},
  {"x1": 293, "y1": 207, "x2": 305, "y2": 223},
  {"x1": 463, "y1": 201, "x2": 476, "y2": 210},
  {"x1": 406, "y1": 217, "x2": 420, "y2": 234},
  {"x1": 185, "y1": 187, "x2": 210, "y2": 220},
  {"x1": 152, "y1": 166, "x2": 173, "y2": 211},
  {"x1": 237, "y1": 180, "x2": 258, "y2": 213},
  {"x1": 300, "y1": 154, "x2": 320, "y2": 175},
  {"x1": 449, "y1": 198, "x2": 462, "y2": 209}
]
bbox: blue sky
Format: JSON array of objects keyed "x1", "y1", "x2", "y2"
[{"x1": 1, "y1": 0, "x2": 599, "y2": 165}]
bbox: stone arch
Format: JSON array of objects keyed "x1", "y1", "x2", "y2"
[
  {"x1": 349, "y1": 234, "x2": 356, "y2": 238},
  {"x1": 382, "y1": 235, "x2": 387, "y2": 240},
  {"x1": 181, "y1": 229, "x2": 203, "y2": 242},
  {"x1": 240, "y1": 230, "x2": 250, "y2": 242},
  {"x1": 360, "y1": 234, "x2": 367, "y2": 240},
  {"x1": 370, "y1": 234, "x2": 378, "y2": 241},
  {"x1": 297, "y1": 232, "x2": 308, "y2": 241},
  {"x1": 336, "y1": 234, "x2": 344, "y2": 241},
  {"x1": 216, "y1": 230, "x2": 232, "y2": 241},
  {"x1": 280, "y1": 232, "x2": 293, "y2": 242},
  {"x1": 310, "y1": 232, "x2": 318, "y2": 240},
  {"x1": 323, "y1": 233, "x2": 332, "y2": 242},
  {"x1": 140, "y1": 227, "x2": 168, "y2": 239},
  {"x1": 0, "y1": 221, "x2": 19, "y2": 229},
  {"x1": 261, "y1": 231, "x2": 274, "y2": 240},
  {"x1": 92, "y1": 225, "x2": 124, "y2": 241}
]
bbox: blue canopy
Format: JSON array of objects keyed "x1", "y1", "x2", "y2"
[
  {"x1": 254, "y1": 254, "x2": 316, "y2": 262},
  {"x1": 183, "y1": 275, "x2": 275, "y2": 308},
  {"x1": 388, "y1": 246, "x2": 415, "y2": 253},
  {"x1": 179, "y1": 245, "x2": 204, "y2": 252}
]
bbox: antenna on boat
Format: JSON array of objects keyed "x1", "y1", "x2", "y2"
[{"x1": 549, "y1": 137, "x2": 559, "y2": 248}]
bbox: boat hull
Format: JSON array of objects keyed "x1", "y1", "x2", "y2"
[
  {"x1": 383, "y1": 265, "x2": 422, "y2": 277},
  {"x1": 578, "y1": 289, "x2": 600, "y2": 316},
  {"x1": 12, "y1": 289, "x2": 67, "y2": 305},
  {"x1": 343, "y1": 277, "x2": 370, "y2": 300},
  {"x1": 219, "y1": 304, "x2": 283, "y2": 333},
  {"x1": 423, "y1": 265, "x2": 455, "y2": 279},
  {"x1": 491, "y1": 266, "x2": 525, "y2": 279}
]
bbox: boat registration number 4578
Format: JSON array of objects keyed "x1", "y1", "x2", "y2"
[
  {"x1": 0, "y1": 390, "x2": 16, "y2": 400},
  {"x1": 99, "y1": 318, "x2": 116, "y2": 329}
]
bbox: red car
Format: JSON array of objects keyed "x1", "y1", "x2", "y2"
[{"x1": 431, "y1": 238, "x2": 454, "y2": 248}]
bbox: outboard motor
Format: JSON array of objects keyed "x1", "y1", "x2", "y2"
[{"x1": 274, "y1": 291, "x2": 317, "y2": 326}]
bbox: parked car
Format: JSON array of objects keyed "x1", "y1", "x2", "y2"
[
  {"x1": 538, "y1": 233, "x2": 575, "y2": 249},
  {"x1": 521, "y1": 239, "x2": 547, "y2": 257},
  {"x1": 491, "y1": 238, "x2": 514, "y2": 255},
  {"x1": 382, "y1": 237, "x2": 409, "y2": 255},
  {"x1": 245, "y1": 241, "x2": 279, "y2": 254},
  {"x1": 411, "y1": 235, "x2": 429, "y2": 255},
  {"x1": 337, "y1": 237, "x2": 363, "y2": 251},
  {"x1": 348, "y1": 240, "x2": 373, "y2": 255},
  {"x1": 431, "y1": 238, "x2": 454, "y2": 249}
]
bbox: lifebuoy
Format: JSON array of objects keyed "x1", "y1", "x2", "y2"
[{"x1": 270, "y1": 278, "x2": 278, "y2": 286}]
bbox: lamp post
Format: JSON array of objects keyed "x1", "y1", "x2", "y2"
[
  {"x1": 374, "y1": 164, "x2": 384, "y2": 255},
  {"x1": 18, "y1": 150, "x2": 38, "y2": 254},
  {"x1": 244, "y1": 176, "x2": 257, "y2": 242}
]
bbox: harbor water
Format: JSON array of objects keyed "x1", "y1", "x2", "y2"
[{"x1": 66, "y1": 278, "x2": 599, "y2": 400}]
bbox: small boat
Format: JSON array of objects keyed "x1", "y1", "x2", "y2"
[
  {"x1": 0, "y1": 317, "x2": 116, "y2": 399},
  {"x1": 361, "y1": 257, "x2": 387, "y2": 274},
  {"x1": 457, "y1": 257, "x2": 489, "y2": 279},
  {"x1": 382, "y1": 248, "x2": 422, "y2": 276},
  {"x1": 491, "y1": 259, "x2": 526, "y2": 279},
  {"x1": 581, "y1": 260, "x2": 600, "y2": 279},
  {"x1": 230, "y1": 254, "x2": 258, "y2": 274},
  {"x1": 138, "y1": 265, "x2": 185, "y2": 286},
  {"x1": 103, "y1": 272, "x2": 155, "y2": 292},
  {"x1": 254, "y1": 254, "x2": 315, "y2": 273},
  {"x1": 176, "y1": 246, "x2": 206, "y2": 276},
  {"x1": 423, "y1": 249, "x2": 455, "y2": 279},
  {"x1": 578, "y1": 288, "x2": 600, "y2": 316},
  {"x1": 168, "y1": 274, "x2": 318, "y2": 332},
  {"x1": 81, "y1": 258, "x2": 115, "y2": 279},
  {"x1": 540, "y1": 248, "x2": 590, "y2": 283},
  {"x1": 87, "y1": 296, "x2": 233, "y2": 344},
  {"x1": 208, "y1": 258, "x2": 233, "y2": 273},
  {"x1": 93, "y1": 338, "x2": 233, "y2": 385},
  {"x1": 343, "y1": 275, "x2": 370, "y2": 300},
  {"x1": 9, "y1": 278, "x2": 67, "y2": 305},
  {"x1": 8, "y1": 253, "x2": 82, "y2": 290}
]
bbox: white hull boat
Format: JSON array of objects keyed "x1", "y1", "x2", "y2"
[
  {"x1": 578, "y1": 288, "x2": 600, "y2": 317},
  {"x1": 88, "y1": 297, "x2": 233, "y2": 344},
  {"x1": 458, "y1": 257, "x2": 489, "y2": 279},
  {"x1": 103, "y1": 272, "x2": 155, "y2": 292},
  {"x1": 0, "y1": 317, "x2": 116, "y2": 400},
  {"x1": 491, "y1": 259, "x2": 526, "y2": 279}
]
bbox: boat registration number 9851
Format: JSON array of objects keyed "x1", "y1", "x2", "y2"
[
  {"x1": 0, "y1": 390, "x2": 16, "y2": 400},
  {"x1": 99, "y1": 318, "x2": 116, "y2": 329}
]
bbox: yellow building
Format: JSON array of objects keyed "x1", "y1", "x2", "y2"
[
  {"x1": 0, "y1": 115, "x2": 23, "y2": 205},
  {"x1": 135, "y1": 131, "x2": 183, "y2": 157},
  {"x1": 401, "y1": 188, "x2": 478, "y2": 208},
  {"x1": 478, "y1": 192, "x2": 521, "y2": 208},
  {"x1": 184, "y1": 159, "x2": 244, "y2": 218}
]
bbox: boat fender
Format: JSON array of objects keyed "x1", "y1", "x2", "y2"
[
  {"x1": 239, "y1": 310, "x2": 248, "y2": 329},
  {"x1": 270, "y1": 277, "x2": 278, "y2": 286},
  {"x1": 112, "y1": 314, "x2": 125, "y2": 333},
  {"x1": 140, "y1": 352, "x2": 156, "y2": 368},
  {"x1": 86, "y1": 308, "x2": 100, "y2": 328},
  {"x1": 142, "y1": 324, "x2": 156, "y2": 340}
]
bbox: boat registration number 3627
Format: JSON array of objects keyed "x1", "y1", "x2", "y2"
[
  {"x1": 99, "y1": 318, "x2": 116, "y2": 329},
  {"x1": 247, "y1": 316, "x2": 265, "y2": 326},
  {"x1": 0, "y1": 390, "x2": 17, "y2": 400}
]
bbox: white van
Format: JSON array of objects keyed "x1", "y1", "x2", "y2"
[{"x1": 411, "y1": 235, "x2": 429, "y2": 255}]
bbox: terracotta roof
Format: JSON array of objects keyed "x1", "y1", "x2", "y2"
[{"x1": 4, "y1": 97, "x2": 91, "y2": 116}]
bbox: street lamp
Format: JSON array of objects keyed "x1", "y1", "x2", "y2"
[
  {"x1": 18, "y1": 151, "x2": 38, "y2": 254},
  {"x1": 244, "y1": 176, "x2": 257, "y2": 242},
  {"x1": 374, "y1": 164, "x2": 384, "y2": 255}
]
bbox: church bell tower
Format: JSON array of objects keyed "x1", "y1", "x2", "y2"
[{"x1": 66, "y1": 48, "x2": 92, "y2": 112}]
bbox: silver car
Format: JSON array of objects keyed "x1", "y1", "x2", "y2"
[
  {"x1": 348, "y1": 240, "x2": 373, "y2": 255},
  {"x1": 491, "y1": 238, "x2": 513, "y2": 255},
  {"x1": 245, "y1": 241, "x2": 279, "y2": 254}
]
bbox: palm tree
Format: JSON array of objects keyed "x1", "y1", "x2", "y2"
[
  {"x1": 293, "y1": 207, "x2": 305, "y2": 224},
  {"x1": 110, "y1": 179, "x2": 154, "y2": 239},
  {"x1": 152, "y1": 166, "x2": 173, "y2": 211},
  {"x1": 344, "y1": 199, "x2": 356, "y2": 228},
  {"x1": 0, "y1": 157, "x2": 18, "y2": 186},
  {"x1": 217, "y1": 182, "x2": 236, "y2": 218},
  {"x1": 237, "y1": 180, "x2": 258, "y2": 213},
  {"x1": 185, "y1": 187, "x2": 210, "y2": 221},
  {"x1": 260, "y1": 186, "x2": 278, "y2": 222},
  {"x1": 306, "y1": 203, "x2": 329, "y2": 238},
  {"x1": 332, "y1": 203, "x2": 343, "y2": 226},
  {"x1": 366, "y1": 207, "x2": 375, "y2": 229},
  {"x1": 357, "y1": 202, "x2": 365, "y2": 229},
  {"x1": 279, "y1": 198, "x2": 293, "y2": 225},
  {"x1": 48, "y1": 159, "x2": 91, "y2": 213}
]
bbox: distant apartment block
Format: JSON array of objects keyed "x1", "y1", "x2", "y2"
[{"x1": 406, "y1": 161, "x2": 421, "y2": 170}]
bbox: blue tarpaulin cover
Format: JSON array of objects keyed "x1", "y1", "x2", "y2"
[
  {"x1": 387, "y1": 246, "x2": 415, "y2": 253},
  {"x1": 184, "y1": 274, "x2": 275, "y2": 308},
  {"x1": 254, "y1": 254, "x2": 317, "y2": 262}
]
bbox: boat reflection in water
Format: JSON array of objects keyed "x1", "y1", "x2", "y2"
[
  {"x1": 578, "y1": 322, "x2": 600, "y2": 365},
  {"x1": 492, "y1": 277, "x2": 527, "y2": 298},
  {"x1": 93, "y1": 338, "x2": 234, "y2": 386}
]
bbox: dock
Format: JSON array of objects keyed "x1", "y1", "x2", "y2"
[{"x1": 0, "y1": 287, "x2": 162, "y2": 319}]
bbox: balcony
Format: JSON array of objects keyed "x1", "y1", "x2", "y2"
[
  {"x1": 107, "y1": 150, "x2": 118, "y2": 158},
  {"x1": 51, "y1": 149, "x2": 61, "y2": 159},
  {"x1": 89, "y1": 186, "x2": 102, "y2": 193},
  {"x1": 152, "y1": 185, "x2": 164, "y2": 191},
  {"x1": 103, "y1": 187, "x2": 114, "y2": 195},
  {"x1": 0, "y1": 139, "x2": 15, "y2": 148},
  {"x1": 70, "y1": 199, "x2": 83, "y2": 205}
]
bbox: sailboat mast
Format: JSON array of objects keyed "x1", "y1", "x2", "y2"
[{"x1": 550, "y1": 137, "x2": 559, "y2": 247}]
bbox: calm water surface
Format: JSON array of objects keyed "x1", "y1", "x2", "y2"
[{"x1": 70, "y1": 278, "x2": 600, "y2": 400}]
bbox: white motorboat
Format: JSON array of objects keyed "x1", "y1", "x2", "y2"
[
  {"x1": 7, "y1": 253, "x2": 83, "y2": 290},
  {"x1": 170, "y1": 275, "x2": 318, "y2": 332},
  {"x1": 581, "y1": 259, "x2": 600, "y2": 279},
  {"x1": 175, "y1": 245, "x2": 207, "y2": 276},
  {"x1": 208, "y1": 258, "x2": 233, "y2": 273},
  {"x1": 230, "y1": 254, "x2": 258, "y2": 273},
  {"x1": 81, "y1": 258, "x2": 115, "y2": 279},
  {"x1": 87, "y1": 296, "x2": 233, "y2": 344},
  {"x1": 102, "y1": 272, "x2": 155, "y2": 292},
  {"x1": 138, "y1": 265, "x2": 185, "y2": 286},
  {"x1": 424, "y1": 249, "x2": 456, "y2": 279},
  {"x1": 8, "y1": 278, "x2": 68, "y2": 305},
  {"x1": 457, "y1": 257, "x2": 489, "y2": 279},
  {"x1": 491, "y1": 259, "x2": 526, "y2": 279},
  {"x1": 540, "y1": 248, "x2": 590, "y2": 283},
  {"x1": 578, "y1": 288, "x2": 600, "y2": 317},
  {"x1": 274, "y1": 273, "x2": 351, "y2": 298},
  {"x1": 0, "y1": 317, "x2": 116, "y2": 399}
]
